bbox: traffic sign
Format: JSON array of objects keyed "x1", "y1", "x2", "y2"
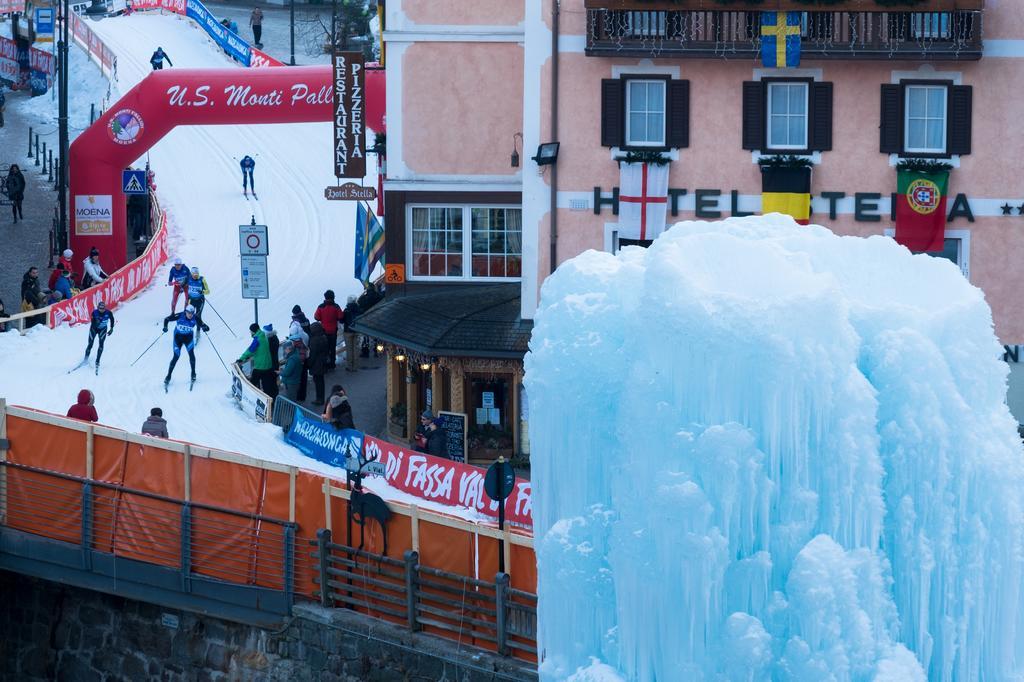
[
  {"x1": 240, "y1": 255, "x2": 269, "y2": 299},
  {"x1": 122, "y1": 169, "x2": 147, "y2": 195},
  {"x1": 35, "y1": 8, "x2": 54, "y2": 40},
  {"x1": 238, "y1": 224, "x2": 269, "y2": 256},
  {"x1": 485, "y1": 459, "x2": 516, "y2": 502}
]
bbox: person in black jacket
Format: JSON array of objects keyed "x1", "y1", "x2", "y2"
[
  {"x1": 306, "y1": 321, "x2": 330, "y2": 406},
  {"x1": 20, "y1": 266, "x2": 44, "y2": 328},
  {"x1": 262, "y1": 324, "x2": 280, "y2": 399},
  {"x1": 342, "y1": 295, "x2": 361, "y2": 371},
  {"x1": 5, "y1": 164, "x2": 25, "y2": 222},
  {"x1": 323, "y1": 393, "x2": 355, "y2": 430}
]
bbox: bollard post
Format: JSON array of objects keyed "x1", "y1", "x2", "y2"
[
  {"x1": 283, "y1": 525, "x2": 295, "y2": 615},
  {"x1": 48, "y1": 150, "x2": 54, "y2": 183},
  {"x1": 180, "y1": 503, "x2": 192, "y2": 593},
  {"x1": 81, "y1": 482, "x2": 93, "y2": 571},
  {"x1": 41, "y1": 142, "x2": 47, "y2": 173},
  {"x1": 90, "y1": 102, "x2": 95, "y2": 124},
  {"x1": 495, "y1": 572, "x2": 510, "y2": 656},
  {"x1": 316, "y1": 528, "x2": 332, "y2": 607},
  {"x1": 27, "y1": 127, "x2": 33, "y2": 157},
  {"x1": 404, "y1": 550, "x2": 420, "y2": 632},
  {"x1": 34, "y1": 135, "x2": 40, "y2": 166}
]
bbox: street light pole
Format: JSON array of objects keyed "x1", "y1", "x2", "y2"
[
  {"x1": 57, "y1": 0, "x2": 70, "y2": 252},
  {"x1": 289, "y1": 0, "x2": 295, "y2": 66}
]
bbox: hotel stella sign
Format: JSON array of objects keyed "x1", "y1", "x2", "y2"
[
  {"x1": 332, "y1": 50, "x2": 366, "y2": 179},
  {"x1": 592, "y1": 187, "x2": 978, "y2": 222}
]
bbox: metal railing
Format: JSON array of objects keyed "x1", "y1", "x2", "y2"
[
  {"x1": 271, "y1": 394, "x2": 323, "y2": 432},
  {"x1": 586, "y1": 9, "x2": 983, "y2": 60},
  {"x1": 0, "y1": 460, "x2": 299, "y2": 611},
  {"x1": 312, "y1": 529, "x2": 537, "y2": 656}
]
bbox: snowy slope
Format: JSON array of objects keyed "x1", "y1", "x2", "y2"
[{"x1": 0, "y1": 14, "x2": 373, "y2": 479}]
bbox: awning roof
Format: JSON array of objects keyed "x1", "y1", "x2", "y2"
[{"x1": 350, "y1": 284, "x2": 533, "y2": 360}]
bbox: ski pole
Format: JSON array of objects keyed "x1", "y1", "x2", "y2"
[
  {"x1": 204, "y1": 331, "x2": 231, "y2": 375},
  {"x1": 130, "y1": 329, "x2": 166, "y2": 366},
  {"x1": 204, "y1": 299, "x2": 237, "y2": 337}
]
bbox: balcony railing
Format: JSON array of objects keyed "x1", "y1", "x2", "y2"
[{"x1": 585, "y1": 9, "x2": 983, "y2": 60}]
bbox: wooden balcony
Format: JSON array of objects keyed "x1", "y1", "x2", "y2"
[{"x1": 585, "y1": 8, "x2": 984, "y2": 60}]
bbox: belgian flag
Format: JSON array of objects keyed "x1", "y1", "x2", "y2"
[{"x1": 761, "y1": 166, "x2": 811, "y2": 225}]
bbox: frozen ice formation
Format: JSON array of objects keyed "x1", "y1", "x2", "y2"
[{"x1": 525, "y1": 216, "x2": 1024, "y2": 681}]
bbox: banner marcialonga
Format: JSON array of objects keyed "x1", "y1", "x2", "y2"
[{"x1": 74, "y1": 195, "x2": 114, "y2": 235}]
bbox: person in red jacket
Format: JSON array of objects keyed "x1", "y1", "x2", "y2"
[
  {"x1": 67, "y1": 389, "x2": 98, "y2": 422},
  {"x1": 59, "y1": 249, "x2": 76, "y2": 283},
  {"x1": 314, "y1": 290, "x2": 343, "y2": 371}
]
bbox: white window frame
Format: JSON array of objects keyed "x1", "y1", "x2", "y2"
[
  {"x1": 766, "y1": 81, "x2": 810, "y2": 151},
  {"x1": 904, "y1": 84, "x2": 948, "y2": 155},
  {"x1": 625, "y1": 78, "x2": 667, "y2": 148},
  {"x1": 406, "y1": 204, "x2": 522, "y2": 283},
  {"x1": 884, "y1": 227, "x2": 970, "y2": 279}
]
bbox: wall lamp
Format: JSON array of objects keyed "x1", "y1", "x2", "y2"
[
  {"x1": 394, "y1": 354, "x2": 406, "y2": 362},
  {"x1": 511, "y1": 133, "x2": 523, "y2": 168},
  {"x1": 532, "y1": 142, "x2": 560, "y2": 166}
]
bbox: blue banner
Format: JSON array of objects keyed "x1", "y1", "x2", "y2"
[
  {"x1": 185, "y1": 0, "x2": 251, "y2": 66},
  {"x1": 285, "y1": 409, "x2": 363, "y2": 469}
]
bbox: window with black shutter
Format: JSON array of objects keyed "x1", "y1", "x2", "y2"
[
  {"x1": 879, "y1": 80, "x2": 972, "y2": 157},
  {"x1": 743, "y1": 79, "x2": 833, "y2": 154},
  {"x1": 600, "y1": 75, "x2": 689, "y2": 151}
]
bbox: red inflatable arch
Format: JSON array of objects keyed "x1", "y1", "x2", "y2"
[{"x1": 69, "y1": 64, "x2": 386, "y2": 270}]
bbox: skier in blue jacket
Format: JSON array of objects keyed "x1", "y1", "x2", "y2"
[
  {"x1": 162, "y1": 304, "x2": 199, "y2": 389},
  {"x1": 240, "y1": 155, "x2": 255, "y2": 196},
  {"x1": 84, "y1": 301, "x2": 115, "y2": 372}
]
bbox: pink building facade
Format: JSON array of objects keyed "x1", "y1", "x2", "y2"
[{"x1": 369, "y1": 0, "x2": 1024, "y2": 439}]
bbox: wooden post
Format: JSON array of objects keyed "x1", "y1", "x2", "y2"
[
  {"x1": 410, "y1": 503, "x2": 420, "y2": 553},
  {"x1": 288, "y1": 467, "x2": 296, "y2": 522},
  {"x1": 431, "y1": 364, "x2": 443, "y2": 412},
  {"x1": 183, "y1": 444, "x2": 191, "y2": 501},
  {"x1": 450, "y1": 362, "x2": 465, "y2": 414},
  {"x1": 405, "y1": 363, "x2": 418, "y2": 441},
  {"x1": 323, "y1": 478, "x2": 332, "y2": 532},
  {"x1": 511, "y1": 372, "x2": 521, "y2": 456},
  {"x1": 85, "y1": 425, "x2": 94, "y2": 479},
  {"x1": 503, "y1": 526, "x2": 513, "y2": 577}
]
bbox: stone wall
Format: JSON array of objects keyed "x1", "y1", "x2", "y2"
[{"x1": 0, "y1": 571, "x2": 536, "y2": 681}]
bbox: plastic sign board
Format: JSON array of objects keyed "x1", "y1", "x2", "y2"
[
  {"x1": 122, "y1": 169, "x2": 148, "y2": 195},
  {"x1": 74, "y1": 195, "x2": 113, "y2": 235},
  {"x1": 238, "y1": 224, "x2": 269, "y2": 256},
  {"x1": 384, "y1": 264, "x2": 405, "y2": 284},
  {"x1": 332, "y1": 51, "x2": 366, "y2": 179},
  {"x1": 35, "y1": 8, "x2": 54, "y2": 39},
  {"x1": 240, "y1": 254, "x2": 269, "y2": 299}
]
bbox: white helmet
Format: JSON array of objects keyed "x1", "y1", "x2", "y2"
[
  {"x1": 185, "y1": 304, "x2": 196, "y2": 314},
  {"x1": 174, "y1": 257, "x2": 182, "y2": 265}
]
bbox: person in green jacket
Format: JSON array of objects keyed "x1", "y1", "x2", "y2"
[
  {"x1": 278, "y1": 341, "x2": 303, "y2": 401},
  {"x1": 237, "y1": 323, "x2": 274, "y2": 395}
]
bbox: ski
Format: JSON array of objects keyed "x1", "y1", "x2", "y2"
[{"x1": 67, "y1": 357, "x2": 89, "y2": 374}]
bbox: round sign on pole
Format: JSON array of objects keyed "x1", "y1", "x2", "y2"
[
  {"x1": 246, "y1": 234, "x2": 261, "y2": 249},
  {"x1": 484, "y1": 459, "x2": 516, "y2": 502}
]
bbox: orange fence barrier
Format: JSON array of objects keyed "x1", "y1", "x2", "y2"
[{"x1": 0, "y1": 399, "x2": 536, "y2": 660}]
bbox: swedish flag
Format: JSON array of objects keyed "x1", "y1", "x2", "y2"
[{"x1": 761, "y1": 12, "x2": 801, "y2": 68}]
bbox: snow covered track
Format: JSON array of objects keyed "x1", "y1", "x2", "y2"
[{"x1": 0, "y1": 14, "x2": 365, "y2": 474}]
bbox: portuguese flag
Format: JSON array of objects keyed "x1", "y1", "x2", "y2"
[
  {"x1": 895, "y1": 169, "x2": 948, "y2": 252},
  {"x1": 761, "y1": 166, "x2": 811, "y2": 225}
]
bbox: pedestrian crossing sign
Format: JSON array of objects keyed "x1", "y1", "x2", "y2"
[{"x1": 122, "y1": 170, "x2": 148, "y2": 195}]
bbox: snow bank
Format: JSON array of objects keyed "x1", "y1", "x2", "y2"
[{"x1": 525, "y1": 216, "x2": 1024, "y2": 680}]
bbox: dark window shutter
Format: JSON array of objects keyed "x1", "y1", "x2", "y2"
[
  {"x1": 948, "y1": 85, "x2": 972, "y2": 155},
  {"x1": 808, "y1": 81, "x2": 833, "y2": 152},
  {"x1": 879, "y1": 84, "x2": 903, "y2": 154},
  {"x1": 601, "y1": 79, "x2": 625, "y2": 148},
  {"x1": 666, "y1": 79, "x2": 690, "y2": 149},
  {"x1": 742, "y1": 81, "x2": 765, "y2": 151}
]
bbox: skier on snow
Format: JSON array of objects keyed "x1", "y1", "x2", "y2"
[
  {"x1": 84, "y1": 301, "x2": 115, "y2": 372},
  {"x1": 240, "y1": 155, "x2": 255, "y2": 197},
  {"x1": 150, "y1": 47, "x2": 172, "y2": 70},
  {"x1": 167, "y1": 257, "x2": 190, "y2": 315},
  {"x1": 184, "y1": 267, "x2": 211, "y2": 336},
  {"x1": 162, "y1": 304, "x2": 199, "y2": 389}
]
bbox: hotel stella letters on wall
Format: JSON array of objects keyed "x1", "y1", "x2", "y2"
[
  {"x1": 592, "y1": 187, "x2": 977, "y2": 223},
  {"x1": 332, "y1": 50, "x2": 366, "y2": 179}
]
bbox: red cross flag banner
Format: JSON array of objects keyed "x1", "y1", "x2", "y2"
[
  {"x1": 895, "y1": 168, "x2": 949, "y2": 252},
  {"x1": 619, "y1": 161, "x2": 670, "y2": 241}
]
